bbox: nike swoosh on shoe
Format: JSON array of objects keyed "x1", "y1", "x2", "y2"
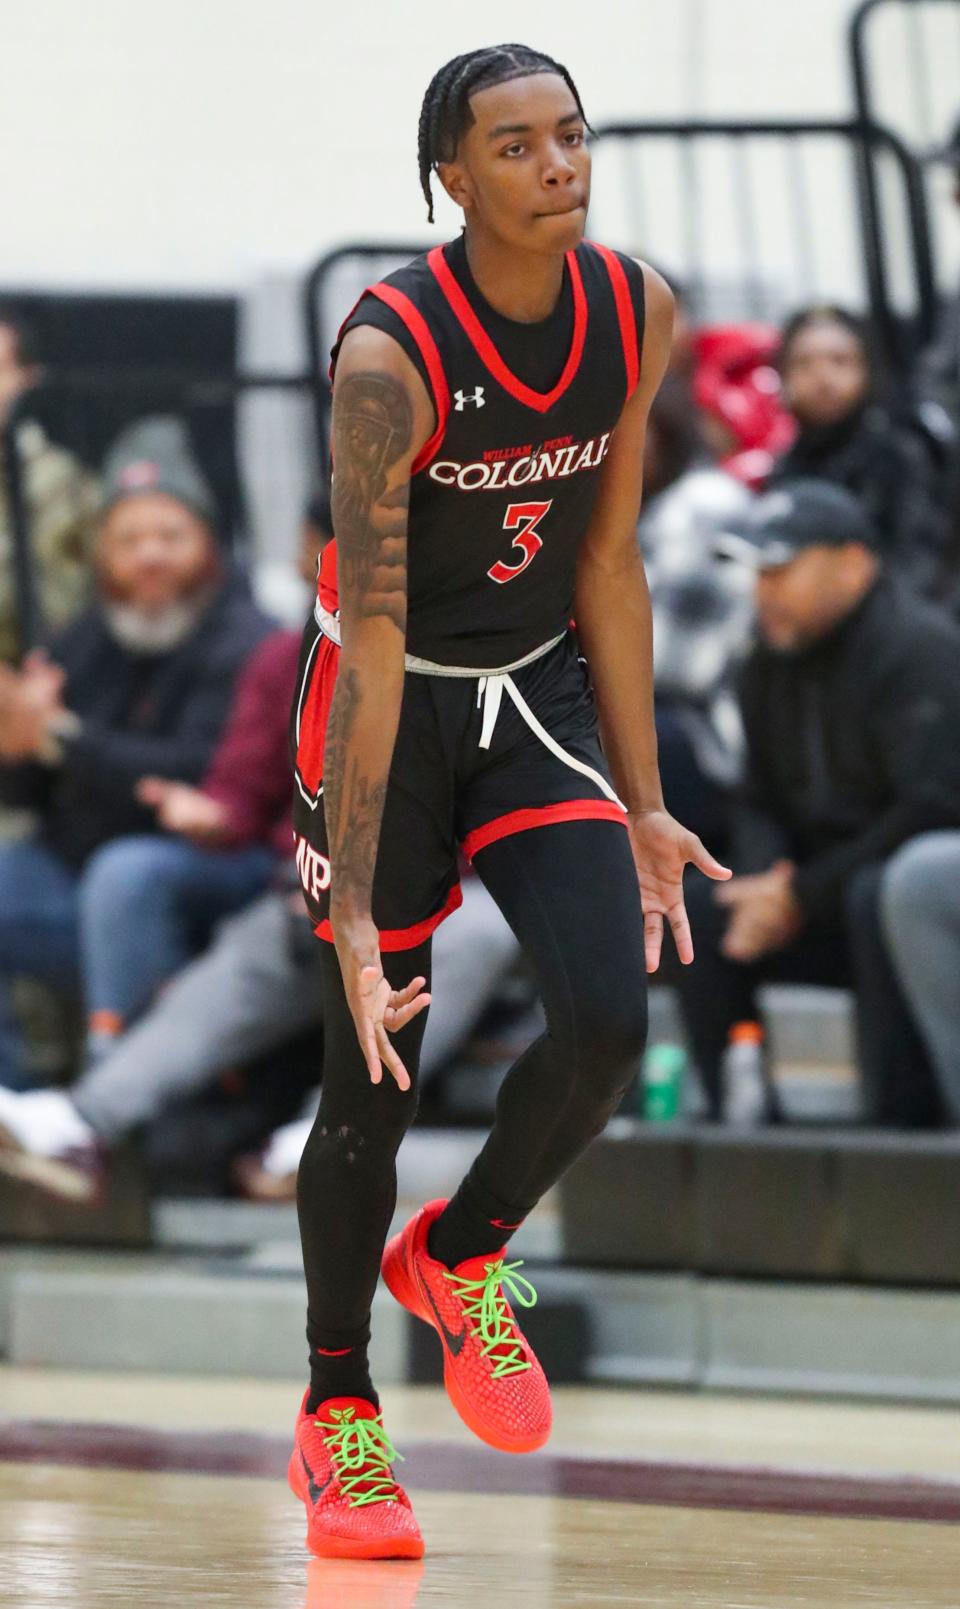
[
  {"x1": 418, "y1": 1269, "x2": 466, "y2": 1357},
  {"x1": 300, "y1": 1448, "x2": 332, "y2": 1504}
]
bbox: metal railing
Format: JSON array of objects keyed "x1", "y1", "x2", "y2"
[
  {"x1": 850, "y1": 0, "x2": 960, "y2": 306},
  {"x1": 850, "y1": 0, "x2": 960, "y2": 150},
  {"x1": 589, "y1": 117, "x2": 935, "y2": 365}
]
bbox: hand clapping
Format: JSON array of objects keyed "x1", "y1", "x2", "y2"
[{"x1": 0, "y1": 652, "x2": 66, "y2": 760}]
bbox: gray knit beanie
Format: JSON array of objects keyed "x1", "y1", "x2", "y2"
[{"x1": 100, "y1": 415, "x2": 218, "y2": 528}]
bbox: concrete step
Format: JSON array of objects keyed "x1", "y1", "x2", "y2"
[{"x1": 4, "y1": 1247, "x2": 960, "y2": 1404}]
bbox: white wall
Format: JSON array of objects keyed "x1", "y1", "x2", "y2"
[{"x1": 5, "y1": 0, "x2": 864, "y2": 292}]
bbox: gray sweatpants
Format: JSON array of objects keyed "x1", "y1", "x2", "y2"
[
  {"x1": 72, "y1": 880, "x2": 519, "y2": 1142},
  {"x1": 881, "y1": 832, "x2": 960, "y2": 1124}
]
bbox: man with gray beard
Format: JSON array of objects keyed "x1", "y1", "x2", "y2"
[{"x1": 0, "y1": 415, "x2": 271, "y2": 1089}]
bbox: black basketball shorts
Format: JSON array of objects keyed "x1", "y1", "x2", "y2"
[{"x1": 290, "y1": 624, "x2": 628, "y2": 950}]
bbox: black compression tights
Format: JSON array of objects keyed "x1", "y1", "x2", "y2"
[{"x1": 297, "y1": 819, "x2": 648, "y2": 1406}]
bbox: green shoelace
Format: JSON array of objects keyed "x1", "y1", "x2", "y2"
[
  {"x1": 314, "y1": 1406, "x2": 403, "y2": 1507},
  {"x1": 442, "y1": 1256, "x2": 538, "y2": 1378}
]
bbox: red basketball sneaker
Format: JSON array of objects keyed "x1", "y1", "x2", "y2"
[
  {"x1": 381, "y1": 1198, "x2": 551, "y2": 1454},
  {"x1": 288, "y1": 1393, "x2": 424, "y2": 1559}
]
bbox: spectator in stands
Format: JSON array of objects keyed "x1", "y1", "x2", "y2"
[
  {"x1": 769, "y1": 305, "x2": 949, "y2": 594},
  {"x1": 880, "y1": 833, "x2": 960, "y2": 1126},
  {"x1": 639, "y1": 376, "x2": 754, "y2": 849},
  {"x1": 0, "y1": 872, "x2": 521, "y2": 1202},
  {"x1": 73, "y1": 488, "x2": 332, "y2": 1062},
  {"x1": 643, "y1": 269, "x2": 794, "y2": 487},
  {"x1": 0, "y1": 415, "x2": 270, "y2": 1089},
  {"x1": 673, "y1": 480, "x2": 960, "y2": 1126},
  {"x1": 0, "y1": 305, "x2": 99, "y2": 665}
]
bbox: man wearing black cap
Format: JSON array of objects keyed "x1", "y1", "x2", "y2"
[{"x1": 675, "y1": 479, "x2": 960, "y2": 1126}]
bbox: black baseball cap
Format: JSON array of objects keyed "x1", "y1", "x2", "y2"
[{"x1": 714, "y1": 480, "x2": 877, "y2": 570}]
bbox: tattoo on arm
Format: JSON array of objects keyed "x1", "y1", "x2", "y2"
[
  {"x1": 332, "y1": 369, "x2": 413, "y2": 633},
  {"x1": 324, "y1": 367, "x2": 414, "y2": 917},
  {"x1": 323, "y1": 665, "x2": 389, "y2": 911}
]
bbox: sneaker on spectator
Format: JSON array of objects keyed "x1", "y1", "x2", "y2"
[
  {"x1": 0, "y1": 1088, "x2": 103, "y2": 1203},
  {"x1": 232, "y1": 1113, "x2": 313, "y2": 1202}
]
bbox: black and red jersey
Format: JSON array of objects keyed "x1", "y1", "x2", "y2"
[{"x1": 320, "y1": 233, "x2": 646, "y2": 671}]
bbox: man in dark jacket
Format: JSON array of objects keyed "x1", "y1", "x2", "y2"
[
  {"x1": 0, "y1": 415, "x2": 271, "y2": 1087},
  {"x1": 674, "y1": 480, "x2": 960, "y2": 1126}
]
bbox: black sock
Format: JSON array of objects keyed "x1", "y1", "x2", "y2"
[
  {"x1": 305, "y1": 1322, "x2": 379, "y2": 1412},
  {"x1": 427, "y1": 1161, "x2": 529, "y2": 1270}
]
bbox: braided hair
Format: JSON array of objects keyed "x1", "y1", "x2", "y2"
[{"x1": 418, "y1": 44, "x2": 589, "y2": 222}]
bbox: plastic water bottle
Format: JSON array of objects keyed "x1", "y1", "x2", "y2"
[
  {"x1": 641, "y1": 1043, "x2": 687, "y2": 1122},
  {"x1": 722, "y1": 1021, "x2": 767, "y2": 1126}
]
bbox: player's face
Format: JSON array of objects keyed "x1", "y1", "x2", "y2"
[
  {"x1": 97, "y1": 493, "x2": 218, "y2": 613},
  {"x1": 782, "y1": 319, "x2": 869, "y2": 429},
  {"x1": 440, "y1": 73, "x2": 590, "y2": 252}
]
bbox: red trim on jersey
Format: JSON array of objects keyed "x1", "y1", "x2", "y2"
[
  {"x1": 314, "y1": 882, "x2": 464, "y2": 952},
  {"x1": 317, "y1": 541, "x2": 338, "y2": 615},
  {"x1": 588, "y1": 242, "x2": 641, "y2": 400},
  {"x1": 294, "y1": 633, "x2": 340, "y2": 803},
  {"x1": 370, "y1": 283, "x2": 451, "y2": 473},
  {"x1": 461, "y1": 800, "x2": 628, "y2": 862},
  {"x1": 427, "y1": 244, "x2": 588, "y2": 413}
]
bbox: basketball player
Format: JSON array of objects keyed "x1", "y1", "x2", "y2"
[{"x1": 287, "y1": 44, "x2": 730, "y2": 1559}]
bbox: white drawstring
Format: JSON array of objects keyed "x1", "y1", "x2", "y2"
[
  {"x1": 477, "y1": 675, "x2": 505, "y2": 750},
  {"x1": 475, "y1": 673, "x2": 627, "y2": 812}
]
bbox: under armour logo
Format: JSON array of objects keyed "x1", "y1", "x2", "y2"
[{"x1": 454, "y1": 386, "x2": 485, "y2": 410}]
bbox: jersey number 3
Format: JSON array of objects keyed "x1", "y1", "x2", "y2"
[{"x1": 487, "y1": 500, "x2": 552, "y2": 585}]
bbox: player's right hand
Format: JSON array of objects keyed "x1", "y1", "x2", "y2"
[{"x1": 333, "y1": 914, "x2": 430, "y2": 1090}]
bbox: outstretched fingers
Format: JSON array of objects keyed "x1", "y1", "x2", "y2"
[
  {"x1": 687, "y1": 833, "x2": 732, "y2": 882},
  {"x1": 355, "y1": 965, "x2": 386, "y2": 1085},
  {"x1": 644, "y1": 910, "x2": 664, "y2": 974},
  {"x1": 668, "y1": 899, "x2": 695, "y2": 966},
  {"x1": 356, "y1": 965, "x2": 420, "y2": 1089},
  {"x1": 384, "y1": 993, "x2": 431, "y2": 1032},
  {"x1": 383, "y1": 975, "x2": 431, "y2": 1032},
  {"x1": 375, "y1": 1022, "x2": 412, "y2": 1092},
  {"x1": 359, "y1": 1020, "x2": 384, "y2": 1085}
]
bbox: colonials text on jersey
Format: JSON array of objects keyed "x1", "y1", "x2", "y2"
[{"x1": 428, "y1": 431, "x2": 612, "y2": 493}]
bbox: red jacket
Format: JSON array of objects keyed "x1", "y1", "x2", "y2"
[{"x1": 203, "y1": 628, "x2": 299, "y2": 855}]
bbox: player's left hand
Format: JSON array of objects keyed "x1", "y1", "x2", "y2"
[{"x1": 627, "y1": 808, "x2": 731, "y2": 973}]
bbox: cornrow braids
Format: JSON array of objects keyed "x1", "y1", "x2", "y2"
[{"x1": 417, "y1": 43, "x2": 589, "y2": 223}]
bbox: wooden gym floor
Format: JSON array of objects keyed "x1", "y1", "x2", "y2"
[{"x1": 1, "y1": 1368, "x2": 958, "y2": 1606}]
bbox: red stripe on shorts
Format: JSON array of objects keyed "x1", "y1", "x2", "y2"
[
  {"x1": 461, "y1": 800, "x2": 628, "y2": 862},
  {"x1": 314, "y1": 881, "x2": 463, "y2": 952}
]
